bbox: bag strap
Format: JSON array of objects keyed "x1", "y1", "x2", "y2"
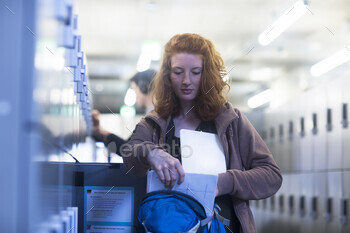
[{"x1": 200, "y1": 204, "x2": 230, "y2": 227}]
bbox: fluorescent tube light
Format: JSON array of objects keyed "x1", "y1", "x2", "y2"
[
  {"x1": 137, "y1": 41, "x2": 161, "y2": 71},
  {"x1": 137, "y1": 53, "x2": 151, "y2": 72},
  {"x1": 248, "y1": 89, "x2": 274, "y2": 109},
  {"x1": 310, "y1": 48, "x2": 350, "y2": 77},
  {"x1": 258, "y1": 0, "x2": 307, "y2": 46}
]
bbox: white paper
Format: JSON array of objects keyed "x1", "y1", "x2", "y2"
[
  {"x1": 147, "y1": 170, "x2": 217, "y2": 217},
  {"x1": 180, "y1": 129, "x2": 226, "y2": 175}
]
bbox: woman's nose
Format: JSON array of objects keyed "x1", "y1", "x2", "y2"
[{"x1": 182, "y1": 72, "x2": 191, "y2": 85}]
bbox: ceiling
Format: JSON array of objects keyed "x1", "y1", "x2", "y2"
[{"x1": 75, "y1": 0, "x2": 350, "y2": 113}]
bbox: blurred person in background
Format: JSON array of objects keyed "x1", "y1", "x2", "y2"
[{"x1": 92, "y1": 69, "x2": 156, "y2": 155}]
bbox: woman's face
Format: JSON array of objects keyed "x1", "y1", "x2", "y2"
[{"x1": 170, "y1": 53, "x2": 203, "y2": 104}]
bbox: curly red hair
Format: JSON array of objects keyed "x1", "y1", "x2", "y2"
[{"x1": 151, "y1": 33, "x2": 230, "y2": 121}]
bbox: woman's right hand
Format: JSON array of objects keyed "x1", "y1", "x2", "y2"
[{"x1": 148, "y1": 148, "x2": 185, "y2": 189}]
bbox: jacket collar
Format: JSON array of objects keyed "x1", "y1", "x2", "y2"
[{"x1": 144, "y1": 102, "x2": 239, "y2": 136}]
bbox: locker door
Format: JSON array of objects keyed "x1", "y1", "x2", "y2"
[
  {"x1": 275, "y1": 174, "x2": 289, "y2": 233},
  {"x1": 311, "y1": 86, "x2": 328, "y2": 171},
  {"x1": 287, "y1": 173, "x2": 301, "y2": 233},
  {"x1": 327, "y1": 172, "x2": 343, "y2": 232},
  {"x1": 341, "y1": 172, "x2": 350, "y2": 233},
  {"x1": 289, "y1": 98, "x2": 301, "y2": 172},
  {"x1": 313, "y1": 173, "x2": 328, "y2": 233},
  {"x1": 341, "y1": 77, "x2": 350, "y2": 169},
  {"x1": 341, "y1": 102, "x2": 350, "y2": 169},
  {"x1": 277, "y1": 122, "x2": 286, "y2": 172},
  {"x1": 300, "y1": 173, "x2": 314, "y2": 233},
  {"x1": 327, "y1": 79, "x2": 343, "y2": 170},
  {"x1": 299, "y1": 92, "x2": 313, "y2": 172}
]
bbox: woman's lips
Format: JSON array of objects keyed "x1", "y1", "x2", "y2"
[{"x1": 181, "y1": 89, "x2": 193, "y2": 94}]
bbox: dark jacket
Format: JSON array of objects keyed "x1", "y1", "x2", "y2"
[{"x1": 122, "y1": 102, "x2": 282, "y2": 233}]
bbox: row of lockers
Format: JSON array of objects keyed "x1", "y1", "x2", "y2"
[
  {"x1": 1, "y1": 0, "x2": 94, "y2": 232},
  {"x1": 34, "y1": 0, "x2": 93, "y2": 160},
  {"x1": 260, "y1": 77, "x2": 350, "y2": 172},
  {"x1": 251, "y1": 172, "x2": 350, "y2": 233}
]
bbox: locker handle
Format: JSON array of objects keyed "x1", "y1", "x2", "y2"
[
  {"x1": 311, "y1": 196, "x2": 317, "y2": 219},
  {"x1": 279, "y1": 124, "x2": 284, "y2": 140},
  {"x1": 300, "y1": 117, "x2": 305, "y2": 137},
  {"x1": 288, "y1": 195, "x2": 294, "y2": 215},
  {"x1": 325, "y1": 198, "x2": 332, "y2": 222},
  {"x1": 341, "y1": 199, "x2": 348, "y2": 225},
  {"x1": 312, "y1": 113, "x2": 318, "y2": 135},
  {"x1": 288, "y1": 121, "x2": 294, "y2": 139},
  {"x1": 279, "y1": 195, "x2": 284, "y2": 213},
  {"x1": 342, "y1": 103, "x2": 348, "y2": 128},
  {"x1": 299, "y1": 196, "x2": 305, "y2": 217},
  {"x1": 270, "y1": 196, "x2": 275, "y2": 211},
  {"x1": 326, "y1": 108, "x2": 332, "y2": 132}
]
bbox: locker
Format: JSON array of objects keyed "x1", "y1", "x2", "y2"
[
  {"x1": 273, "y1": 174, "x2": 290, "y2": 233},
  {"x1": 265, "y1": 110, "x2": 279, "y2": 172},
  {"x1": 341, "y1": 77, "x2": 350, "y2": 169},
  {"x1": 311, "y1": 86, "x2": 328, "y2": 171},
  {"x1": 277, "y1": 105, "x2": 289, "y2": 172},
  {"x1": 299, "y1": 173, "x2": 314, "y2": 233},
  {"x1": 312, "y1": 173, "x2": 328, "y2": 233},
  {"x1": 287, "y1": 173, "x2": 301, "y2": 233},
  {"x1": 341, "y1": 172, "x2": 350, "y2": 233},
  {"x1": 288, "y1": 98, "x2": 301, "y2": 172},
  {"x1": 327, "y1": 172, "x2": 343, "y2": 232},
  {"x1": 326, "y1": 79, "x2": 343, "y2": 170},
  {"x1": 285, "y1": 120, "x2": 294, "y2": 173},
  {"x1": 299, "y1": 92, "x2": 313, "y2": 172}
]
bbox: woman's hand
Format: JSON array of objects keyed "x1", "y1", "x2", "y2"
[{"x1": 148, "y1": 148, "x2": 185, "y2": 189}]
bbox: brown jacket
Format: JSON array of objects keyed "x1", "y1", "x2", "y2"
[{"x1": 122, "y1": 102, "x2": 282, "y2": 233}]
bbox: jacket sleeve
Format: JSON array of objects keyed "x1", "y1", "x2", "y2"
[
  {"x1": 121, "y1": 117, "x2": 159, "y2": 177},
  {"x1": 217, "y1": 109, "x2": 282, "y2": 200}
]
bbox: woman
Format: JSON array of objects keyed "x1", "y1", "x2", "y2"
[{"x1": 122, "y1": 33, "x2": 282, "y2": 233}]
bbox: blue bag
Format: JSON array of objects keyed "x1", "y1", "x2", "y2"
[{"x1": 137, "y1": 190, "x2": 229, "y2": 233}]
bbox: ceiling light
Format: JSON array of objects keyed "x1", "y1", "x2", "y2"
[
  {"x1": 258, "y1": 0, "x2": 308, "y2": 46},
  {"x1": 124, "y1": 88, "x2": 136, "y2": 106},
  {"x1": 137, "y1": 53, "x2": 152, "y2": 72},
  {"x1": 248, "y1": 89, "x2": 274, "y2": 109},
  {"x1": 137, "y1": 40, "x2": 161, "y2": 71},
  {"x1": 310, "y1": 47, "x2": 350, "y2": 77}
]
